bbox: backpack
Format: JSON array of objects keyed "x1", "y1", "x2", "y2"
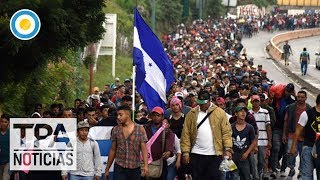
[{"x1": 301, "y1": 51, "x2": 309, "y2": 61}]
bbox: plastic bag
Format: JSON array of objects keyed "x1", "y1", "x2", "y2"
[{"x1": 219, "y1": 156, "x2": 237, "y2": 172}]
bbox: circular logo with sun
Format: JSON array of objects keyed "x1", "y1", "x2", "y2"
[{"x1": 10, "y1": 9, "x2": 41, "y2": 40}]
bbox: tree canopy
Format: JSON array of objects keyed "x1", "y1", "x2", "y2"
[{"x1": 0, "y1": 0, "x2": 106, "y2": 83}]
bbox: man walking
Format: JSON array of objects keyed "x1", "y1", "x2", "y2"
[
  {"x1": 283, "y1": 41, "x2": 292, "y2": 66},
  {"x1": 290, "y1": 94, "x2": 320, "y2": 179},
  {"x1": 62, "y1": 121, "x2": 102, "y2": 180},
  {"x1": 283, "y1": 90, "x2": 312, "y2": 178},
  {"x1": 144, "y1": 107, "x2": 175, "y2": 179},
  {"x1": 180, "y1": 90, "x2": 233, "y2": 180},
  {"x1": 270, "y1": 83, "x2": 296, "y2": 178},
  {"x1": 231, "y1": 106, "x2": 256, "y2": 180},
  {"x1": 300, "y1": 47, "x2": 310, "y2": 76},
  {"x1": 105, "y1": 105, "x2": 148, "y2": 180},
  {"x1": 249, "y1": 95, "x2": 272, "y2": 179}
]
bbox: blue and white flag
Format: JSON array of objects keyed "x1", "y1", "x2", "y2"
[
  {"x1": 89, "y1": 126, "x2": 114, "y2": 179},
  {"x1": 133, "y1": 8, "x2": 175, "y2": 110}
]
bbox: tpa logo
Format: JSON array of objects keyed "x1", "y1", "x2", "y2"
[{"x1": 10, "y1": 118, "x2": 77, "y2": 171}]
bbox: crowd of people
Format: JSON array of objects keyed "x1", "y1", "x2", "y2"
[
  {"x1": 1, "y1": 14, "x2": 320, "y2": 180},
  {"x1": 234, "y1": 12, "x2": 320, "y2": 37}
]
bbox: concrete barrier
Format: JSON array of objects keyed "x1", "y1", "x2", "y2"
[
  {"x1": 266, "y1": 28, "x2": 320, "y2": 61},
  {"x1": 266, "y1": 28, "x2": 320, "y2": 96}
]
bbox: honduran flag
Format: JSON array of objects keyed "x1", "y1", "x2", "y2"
[
  {"x1": 89, "y1": 126, "x2": 114, "y2": 180},
  {"x1": 133, "y1": 8, "x2": 175, "y2": 110}
]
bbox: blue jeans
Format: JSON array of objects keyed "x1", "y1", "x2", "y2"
[
  {"x1": 257, "y1": 146, "x2": 266, "y2": 175},
  {"x1": 167, "y1": 161, "x2": 177, "y2": 180},
  {"x1": 271, "y1": 129, "x2": 282, "y2": 171},
  {"x1": 69, "y1": 174, "x2": 94, "y2": 180},
  {"x1": 249, "y1": 152, "x2": 259, "y2": 180},
  {"x1": 301, "y1": 61, "x2": 308, "y2": 75},
  {"x1": 301, "y1": 146, "x2": 315, "y2": 180},
  {"x1": 287, "y1": 138, "x2": 303, "y2": 170},
  {"x1": 233, "y1": 158, "x2": 251, "y2": 180},
  {"x1": 271, "y1": 129, "x2": 287, "y2": 172}
]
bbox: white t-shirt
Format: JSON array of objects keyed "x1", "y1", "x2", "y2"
[
  {"x1": 191, "y1": 104, "x2": 216, "y2": 155},
  {"x1": 226, "y1": 112, "x2": 232, "y2": 121},
  {"x1": 298, "y1": 111, "x2": 308, "y2": 127}
]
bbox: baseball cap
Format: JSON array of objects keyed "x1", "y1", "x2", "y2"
[
  {"x1": 285, "y1": 83, "x2": 295, "y2": 92},
  {"x1": 174, "y1": 92, "x2": 184, "y2": 99},
  {"x1": 124, "y1": 79, "x2": 130, "y2": 83},
  {"x1": 251, "y1": 95, "x2": 260, "y2": 101},
  {"x1": 234, "y1": 106, "x2": 248, "y2": 112},
  {"x1": 251, "y1": 86, "x2": 258, "y2": 93},
  {"x1": 262, "y1": 70, "x2": 267, "y2": 74},
  {"x1": 150, "y1": 106, "x2": 164, "y2": 115},
  {"x1": 77, "y1": 121, "x2": 90, "y2": 130},
  {"x1": 197, "y1": 90, "x2": 211, "y2": 105},
  {"x1": 216, "y1": 97, "x2": 225, "y2": 104},
  {"x1": 115, "y1": 77, "x2": 120, "y2": 82}
]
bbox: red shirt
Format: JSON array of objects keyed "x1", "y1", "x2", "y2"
[{"x1": 144, "y1": 124, "x2": 175, "y2": 161}]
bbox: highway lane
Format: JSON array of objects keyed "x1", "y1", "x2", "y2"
[{"x1": 242, "y1": 30, "x2": 318, "y2": 179}]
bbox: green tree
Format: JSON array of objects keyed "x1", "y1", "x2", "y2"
[
  {"x1": 155, "y1": 0, "x2": 183, "y2": 33},
  {"x1": 181, "y1": 0, "x2": 190, "y2": 22},
  {"x1": 204, "y1": 0, "x2": 225, "y2": 18},
  {"x1": 0, "y1": 0, "x2": 106, "y2": 83},
  {"x1": 190, "y1": 0, "x2": 225, "y2": 20},
  {"x1": 0, "y1": 0, "x2": 106, "y2": 116}
]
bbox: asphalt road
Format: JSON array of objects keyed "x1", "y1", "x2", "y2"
[
  {"x1": 242, "y1": 30, "x2": 318, "y2": 179},
  {"x1": 283, "y1": 35, "x2": 320, "y2": 92},
  {"x1": 242, "y1": 31, "x2": 317, "y2": 106}
]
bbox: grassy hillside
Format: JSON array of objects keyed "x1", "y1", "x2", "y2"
[{"x1": 79, "y1": 55, "x2": 133, "y2": 99}]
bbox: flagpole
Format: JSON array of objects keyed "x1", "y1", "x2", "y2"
[
  {"x1": 132, "y1": 65, "x2": 136, "y2": 120},
  {"x1": 132, "y1": 6, "x2": 137, "y2": 121}
]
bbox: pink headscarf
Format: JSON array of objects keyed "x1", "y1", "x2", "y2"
[{"x1": 170, "y1": 96, "x2": 182, "y2": 110}]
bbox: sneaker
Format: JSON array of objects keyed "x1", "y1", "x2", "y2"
[
  {"x1": 288, "y1": 168, "x2": 295, "y2": 177},
  {"x1": 280, "y1": 171, "x2": 286, "y2": 177}
]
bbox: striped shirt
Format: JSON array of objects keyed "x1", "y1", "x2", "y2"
[
  {"x1": 249, "y1": 107, "x2": 271, "y2": 146},
  {"x1": 112, "y1": 124, "x2": 148, "y2": 169}
]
